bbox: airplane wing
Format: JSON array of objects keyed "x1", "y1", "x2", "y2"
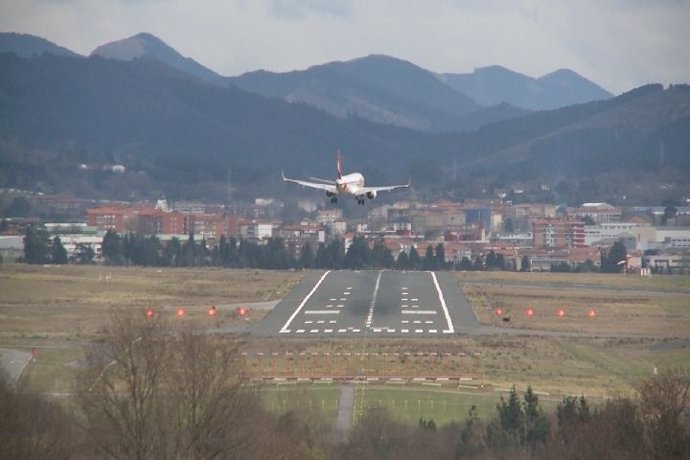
[
  {"x1": 282, "y1": 171, "x2": 337, "y2": 194},
  {"x1": 355, "y1": 180, "x2": 411, "y2": 196}
]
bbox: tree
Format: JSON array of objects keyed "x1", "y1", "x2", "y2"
[
  {"x1": 5, "y1": 196, "x2": 31, "y2": 217},
  {"x1": 73, "y1": 243, "x2": 95, "y2": 264},
  {"x1": 344, "y1": 236, "x2": 370, "y2": 269},
  {"x1": 0, "y1": 371, "x2": 76, "y2": 459},
  {"x1": 422, "y1": 245, "x2": 436, "y2": 270},
  {"x1": 457, "y1": 256, "x2": 473, "y2": 271},
  {"x1": 102, "y1": 230, "x2": 124, "y2": 265},
  {"x1": 50, "y1": 236, "x2": 68, "y2": 264},
  {"x1": 435, "y1": 243, "x2": 446, "y2": 270},
  {"x1": 520, "y1": 255, "x2": 530, "y2": 272},
  {"x1": 639, "y1": 369, "x2": 690, "y2": 459},
  {"x1": 77, "y1": 311, "x2": 261, "y2": 459},
  {"x1": 299, "y1": 242, "x2": 315, "y2": 269},
  {"x1": 487, "y1": 386, "x2": 523, "y2": 449},
  {"x1": 602, "y1": 241, "x2": 627, "y2": 273},
  {"x1": 408, "y1": 246, "x2": 421, "y2": 270},
  {"x1": 370, "y1": 241, "x2": 394, "y2": 268},
  {"x1": 23, "y1": 225, "x2": 51, "y2": 264},
  {"x1": 523, "y1": 386, "x2": 549, "y2": 451}
]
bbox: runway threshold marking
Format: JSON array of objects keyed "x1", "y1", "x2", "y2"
[
  {"x1": 304, "y1": 310, "x2": 340, "y2": 315},
  {"x1": 401, "y1": 310, "x2": 438, "y2": 315},
  {"x1": 429, "y1": 271, "x2": 455, "y2": 334},
  {"x1": 279, "y1": 270, "x2": 331, "y2": 334}
]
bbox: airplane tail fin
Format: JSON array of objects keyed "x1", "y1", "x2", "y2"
[{"x1": 336, "y1": 150, "x2": 342, "y2": 180}]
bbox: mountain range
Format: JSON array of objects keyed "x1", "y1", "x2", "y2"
[{"x1": 0, "y1": 32, "x2": 688, "y2": 204}]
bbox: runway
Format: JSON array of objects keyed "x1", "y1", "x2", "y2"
[{"x1": 251, "y1": 270, "x2": 482, "y2": 337}]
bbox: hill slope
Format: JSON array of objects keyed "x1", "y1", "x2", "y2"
[
  {"x1": 90, "y1": 32, "x2": 222, "y2": 84},
  {"x1": 439, "y1": 65, "x2": 613, "y2": 110},
  {"x1": 0, "y1": 32, "x2": 82, "y2": 58},
  {"x1": 0, "y1": 53, "x2": 688, "y2": 203},
  {"x1": 229, "y1": 55, "x2": 526, "y2": 133}
]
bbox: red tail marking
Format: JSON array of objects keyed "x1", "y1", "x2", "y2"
[{"x1": 336, "y1": 150, "x2": 342, "y2": 179}]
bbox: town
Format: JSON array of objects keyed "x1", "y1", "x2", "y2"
[{"x1": 2, "y1": 191, "x2": 689, "y2": 274}]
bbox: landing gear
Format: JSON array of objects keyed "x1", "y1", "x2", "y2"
[
  {"x1": 330, "y1": 197, "x2": 338, "y2": 204},
  {"x1": 357, "y1": 198, "x2": 365, "y2": 205}
]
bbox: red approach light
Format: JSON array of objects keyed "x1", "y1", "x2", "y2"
[
  {"x1": 588, "y1": 308, "x2": 597, "y2": 319},
  {"x1": 145, "y1": 308, "x2": 154, "y2": 319},
  {"x1": 525, "y1": 307, "x2": 534, "y2": 318},
  {"x1": 237, "y1": 307, "x2": 248, "y2": 317},
  {"x1": 177, "y1": 308, "x2": 185, "y2": 318},
  {"x1": 208, "y1": 306, "x2": 217, "y2": 317},
  {"x1": 494, "y1": 307, "x2": 503, "y2": 317},
  {"x1": 556, "y1": 308, "x2": 565, "y2": 318}
]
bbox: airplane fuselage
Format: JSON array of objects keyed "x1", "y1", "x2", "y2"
[{"x1": 335, "y1": 172, "x2": 365, "y2": 196}]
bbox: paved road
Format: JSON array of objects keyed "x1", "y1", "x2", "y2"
[
  {"x1": 0, "y1": 348, "x2": 32, "y2": 383},
  {"x1": 332, "y1": 383, "x2": 356, "y2": 444},
  {"x1": 250, "y1": 270, "x2": 482, "y2": 337}
]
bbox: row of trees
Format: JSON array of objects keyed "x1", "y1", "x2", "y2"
[
  {"x1": 23, "y1": 226, "x2": 632, "y2": 274},
  {"x1": 2, "y1": 311, "x2": 689, "y2": 459}
]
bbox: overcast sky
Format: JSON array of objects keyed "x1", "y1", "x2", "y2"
[{"x1": 1, "y1": 0, "x2": 689, "y2": 94}]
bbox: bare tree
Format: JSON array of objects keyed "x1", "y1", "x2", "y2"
[
  {"x1": 0, "y1": 370, "x2": 76, "y2": 459},
  {"x1": 640, "y1": 369, "x2": 690, "y2": 460},
  {"x1": 76, "y1": 310, "x2": 264, "y2": 459},
  {"x1": 77, "y1": 310, "x2": 170, "y2": 459}
]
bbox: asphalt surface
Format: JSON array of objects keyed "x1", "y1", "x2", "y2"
[
  {"x1": 333, "y1": 383, "x2": 355, "y2": 444},
  {"x1": 0, "y1": 347, "x2": 32, "y2": 383},
  {"x1": 250, "y1": 270, "x2": 482, "y2": 338}
]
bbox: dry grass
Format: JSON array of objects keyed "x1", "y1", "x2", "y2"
[
  {"x1": 460, "y1": 274, "x2": 690, "y2": 337},
  {"x1": 0, "y1": 264, "x2": 302, "y2": 340}
]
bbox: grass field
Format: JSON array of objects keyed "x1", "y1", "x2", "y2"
[
  {"x1": 460, "y1": 273, "x2": 690, "y2": 337},
  {"x1": 2, "y1": 265, "x2": 689, "y2": 427},
  {"x1": 0, "y1": 264, "x2": 302, "y2": 341}
]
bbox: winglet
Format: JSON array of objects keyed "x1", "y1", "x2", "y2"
[
  {"x1": 281, "y1": 170, "x2": 287, "y2": 181},
  {"x1": 336, "y1": 150, "x2": 342, "y2": 180}
]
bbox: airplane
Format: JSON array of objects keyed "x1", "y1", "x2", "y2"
[{"x1": 282, "y1": 151, "x2": 410, "y2": 205}]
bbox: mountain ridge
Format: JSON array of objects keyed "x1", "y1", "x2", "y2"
[{"x1": 439, "y1": 65, "x2": 613, "y2": 110}]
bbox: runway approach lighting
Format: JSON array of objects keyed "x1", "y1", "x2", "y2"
[
  {"x1": 145, "y1": 308, "x2": 154, "y2": 319},
  {"x1": 494, "y1": 307, "x2": 503, "y2": 317},
  {"x1": 557, "y1": 307, "x2": 565, "y2": 318},
  {"x1": 236, "y1": 306, "x2": 248, "y2": 318},
  {"x1": 525, "y1": 307, "x2": 534, "y2": 318},
  {"x1": 177, "y1": 308, "x2": 185, "y2": 318},
  {"x1": 588, "y1": 308, "x2": 597, "y2": 319},
  {"x1": 208, "y1": 306, "x2": 217, "y2": 317}
]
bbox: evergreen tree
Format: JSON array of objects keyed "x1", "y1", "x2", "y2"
[
  {"x1": 370, "y1": 241, "x2": 394, "y2": 269},
  {"x1": 458, "y1": 256, "x2": 473, "y2": 271},
  {"x1": 602, "y1": 241, "x2": 627, "y2": 273},
  {"x1": 408, "y1": 246, "x2": 421, "y2": 270},
  {"x1": 23, "y1": 225, "x2": 51, "y2": 264},
  {"x1": 299, "y1": 242, "x2": 315, "y2": 269},
  {"x1": 524, "y1": 386, "x2": 549, "y2": 450},
  {"x1": 422, "y1": 245, "x2": 436, "y2": 270},
  {"x1": 51, "y1": 236, "x2": 68, "y2": 264},
  {"x1": 395, "y1": 251, "x2": 409, "y2": 270},
  {"x1": 344, "y1": 236, "x2": 370, "y2": 269},
  {"x1": 435, "y1": 243, "x2": 446, "y2": 270}
]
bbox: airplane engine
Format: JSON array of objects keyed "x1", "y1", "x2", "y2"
[
  {"x1": 367, "y1": 190, "x2": 377, "y2": 199},
  {"x1": 326, "y1": 191, "x2": 334, "y2": 197}
]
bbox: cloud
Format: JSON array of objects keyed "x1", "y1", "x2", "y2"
[{"x1": 267, "y1": 0, "x2": 353, "y2": 19}]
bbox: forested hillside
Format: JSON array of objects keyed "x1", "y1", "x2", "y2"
[{"x1": 1, "y1": 52, "x2": 688, "y2": 204}]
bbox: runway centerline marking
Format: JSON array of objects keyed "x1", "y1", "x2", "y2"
[
  {"x1": 279, "y1": 270, "x2": 331, "y2": 334},
  {"x1": 365, "y1": 270, "x2": 384, "y2": 328}
]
